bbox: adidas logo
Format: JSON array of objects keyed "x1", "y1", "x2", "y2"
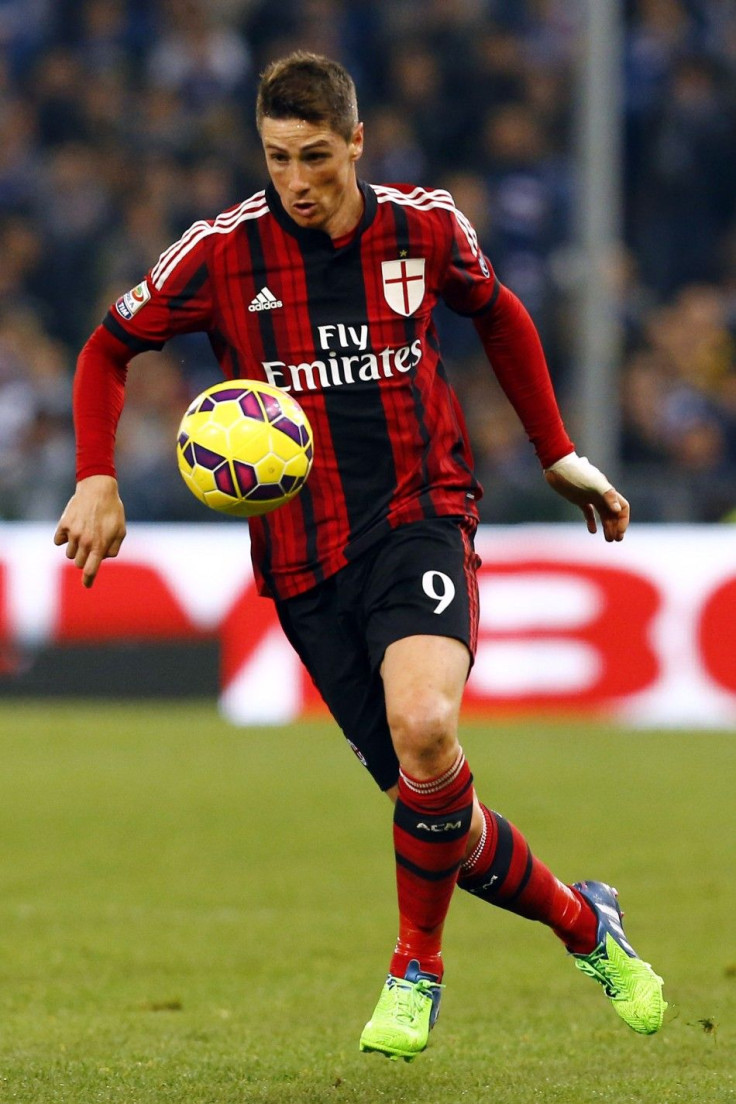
[{"x1": 248, "y1": 286, "x2": 283, "y2": 312}]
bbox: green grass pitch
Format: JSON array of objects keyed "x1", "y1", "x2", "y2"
[{"x1": 0, "y1": 700, "x2": 733, "y2": 1103}]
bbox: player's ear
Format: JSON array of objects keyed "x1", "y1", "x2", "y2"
[{"x1": 349, "y1": 122, "x2": 364, "y2": 163}]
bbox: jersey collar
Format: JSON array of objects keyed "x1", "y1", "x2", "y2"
[{"x1": 265, "y1": 180, "x2": 377, "y2": 249}]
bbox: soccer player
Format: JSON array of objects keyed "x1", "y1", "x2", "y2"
[{"x1": 54, "y1": 52, "x2": 666, "y2": 1060}]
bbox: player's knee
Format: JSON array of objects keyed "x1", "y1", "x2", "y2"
[{"x1": 387, "y1": 693, "x2": 459, "y2": 777}]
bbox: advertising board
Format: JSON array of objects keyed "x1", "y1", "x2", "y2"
[{"x1": 1, "y1": 524, "x2": 734, "y2": 726}]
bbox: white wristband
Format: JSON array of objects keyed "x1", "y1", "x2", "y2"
[{"x1": 544, "y1": 451, "x2": 613, "y2": 495}]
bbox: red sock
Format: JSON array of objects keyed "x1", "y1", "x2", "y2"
[
  {"x1": 458, "y1": 803, "x2": 597, "y2": 954},
  {"x1": 391, "y1": 750, "x2": 474, "y2": 979}
]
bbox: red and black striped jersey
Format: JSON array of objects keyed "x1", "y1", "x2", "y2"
[{"x1": 102, "y1": 182, "x2": 501, "y2": 598}]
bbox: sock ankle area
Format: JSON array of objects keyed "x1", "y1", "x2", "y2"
[
  {"x1": 554, "y1": 885, "x2": 598, "y2": 954},
  {"x1": 390, "y1": 927, "x2": 444, "y2": 981}
]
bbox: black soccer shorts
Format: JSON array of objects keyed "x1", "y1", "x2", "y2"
[{"x1": 274, "y1": 516, "x2": 481, "y2": 791}]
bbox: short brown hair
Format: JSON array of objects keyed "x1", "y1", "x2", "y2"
[{"x1": 256, "y1": 52, "x2": 359, "y2": 142}]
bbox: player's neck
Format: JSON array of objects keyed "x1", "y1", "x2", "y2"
[{"x1": 326, "y1": 181, "x2": 364, "y2": 240}]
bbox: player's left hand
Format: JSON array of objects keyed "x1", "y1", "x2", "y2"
[{"x1": 544, "y1": 452, "x2": 630, "y2": 542}]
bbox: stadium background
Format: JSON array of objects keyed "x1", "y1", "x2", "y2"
[{"x1": 1, "y1": 0, "x2": 736, "y2": 713}]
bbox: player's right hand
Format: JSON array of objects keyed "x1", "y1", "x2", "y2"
[{"x1": 53, "y1": 475, "x2": 127, "y2": 589}]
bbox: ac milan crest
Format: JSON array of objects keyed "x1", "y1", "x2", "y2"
[{"x1": 381, "y1": 258, "x2": 425, "y2": 317}]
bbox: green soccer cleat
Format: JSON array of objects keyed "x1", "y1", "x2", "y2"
[
  {"x1": 571, "y1": 880, "x2": 667, "y2": 1035},
  {"x1": 359, "y1": 960, "x2": 443, "y2": 1061}
]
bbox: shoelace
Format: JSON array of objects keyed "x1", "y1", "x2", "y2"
[
  {"x1": 575, "y1": 947, "x2": 622, "y2": 998},
  {"x1": 577, "y1": 943, "x2": 659, "y2": 1001},
  {"x1": 387, "y1": 978, "x2": 438, "y2": 1025}
]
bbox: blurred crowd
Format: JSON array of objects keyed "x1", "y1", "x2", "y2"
[{"x1": 1, "y1": 0, "x2": 735, "y2": 523}]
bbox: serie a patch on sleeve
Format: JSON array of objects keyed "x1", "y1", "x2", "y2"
[{"x1": 115, "y1": 280, "x2": 151, "y2": 320}]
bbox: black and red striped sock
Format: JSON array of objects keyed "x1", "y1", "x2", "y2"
[
  {"x1": 390, "y1": 750, "x2": 474, "y2": 980},
  {"x1": 457, "y1": 803, "x2": 597, "y2": 953}
]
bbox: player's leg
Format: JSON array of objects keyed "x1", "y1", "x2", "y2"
[
  {"x1": 275, "y1": 556, "x2": 462, "y2": 1059},
  {"x1": 358, "y1": 519, "x2": 480, "y2": 1059},
  {"x1": 451, "y1": 766, "x2": 667, "y2": 1029},
  {"x1": 380, "y1": 632, "x2": 472, "y2": 981},
  {"x1": 360, "y1": 632, "x2": 471, "y2": 1060},
  {"x1": 457, "y1": 802, "x2": 599, "y2": 951},
  {"x1": 452, "y1": 768, "x2": 666, "y2": 1027}
]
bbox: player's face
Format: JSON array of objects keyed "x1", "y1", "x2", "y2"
[{"x1": 261, "y1": 117, "x2": 364, "y2": 239}]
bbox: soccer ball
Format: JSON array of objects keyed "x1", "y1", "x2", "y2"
[{"x1": 176, "y1": 379, "x2": 314, "y2": 517}]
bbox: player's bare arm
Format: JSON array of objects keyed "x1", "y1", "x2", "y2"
[
  {"x1": 544, "y1": 452, "x2": 630, "y2": 542},
  {"x1": 54, "y1": 474, "x2": 127, "y2": 588}
]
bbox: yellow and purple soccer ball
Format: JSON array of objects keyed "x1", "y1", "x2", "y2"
[{"x1": 176, "y1": 379, "x2": 314, "y2": 517}]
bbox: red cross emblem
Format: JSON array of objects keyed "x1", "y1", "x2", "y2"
[{"x1": 381, "y1": 258, "x2": 425, "y2": 316}]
